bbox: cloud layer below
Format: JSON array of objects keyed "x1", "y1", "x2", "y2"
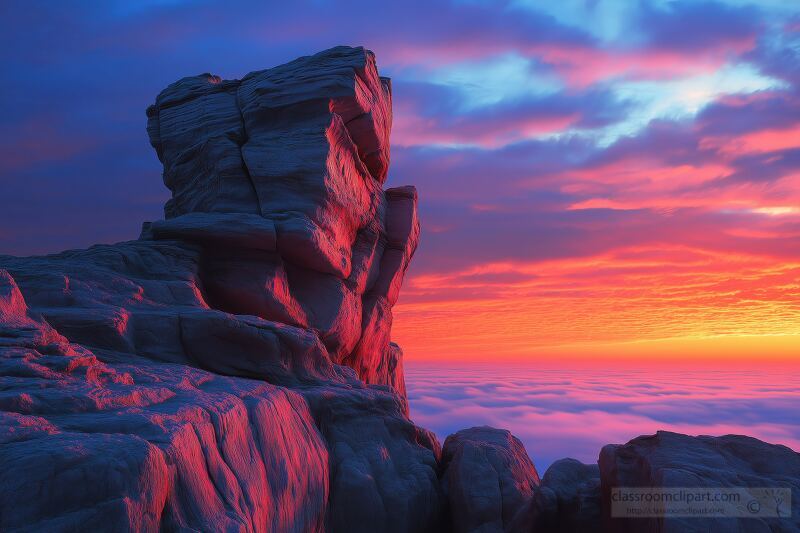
[{"x1": 406, "y1": 362, "x2": 800, "y2": 471}]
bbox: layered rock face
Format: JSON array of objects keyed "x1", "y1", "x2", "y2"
[
  {"x1": 0, "y1": 46, "x2": 441, "y2": 533},
  {"x1": 0, "y1": 267, "x2": 441, "y2": 532},
  {"x1": 144, "y1": 45, "x2": 414, "y2": 394}
]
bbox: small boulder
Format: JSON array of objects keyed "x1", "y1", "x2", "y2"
[
  {"x1": 528, "y1": 458, "x2": 601, "y2": 532},
  {"x1": 440, "y1": 426, "x2": 540, "y2": 533}
]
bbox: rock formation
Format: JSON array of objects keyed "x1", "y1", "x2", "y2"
[
  {"x1": 1, "y1": 46, "x2": 798, "y2": 533},
  {"x1": 143, "y1": 46, "x2": 414, "y2": 395},
  {"x1": 0, "y1": 46, "x2": 439, "y2": 533}
]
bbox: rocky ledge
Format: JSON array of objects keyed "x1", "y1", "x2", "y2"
[{"x1": 1, "y1": 46, "x2": 797, "y2": 533}]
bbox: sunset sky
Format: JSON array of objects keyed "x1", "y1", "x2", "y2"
[{"x1": 2, "y1": 0, "x2": 799, "y2": 362}]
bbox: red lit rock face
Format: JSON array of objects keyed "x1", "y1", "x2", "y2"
[
  {"x1": 0, "y1": 268, "x2": 327, "y2": 531},
  {"x1": 147, "y1": 46, "x2": 392, "y2": 278},
  {"x1": 0, "y1": 242, "x2": 340, "y2": 385},
  {"x1": 0, "y1": 260, "x2": 442, "y2": 531},
  {"x1": 144, "y1": 46, "x2": 412, "y2": 393}
]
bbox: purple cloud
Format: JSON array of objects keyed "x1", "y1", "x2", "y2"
[{"x1": 635, "y1": 1, "x2": 762, "y2": 53}]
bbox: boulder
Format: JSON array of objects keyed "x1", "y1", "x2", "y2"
[
  {"x1": 440, "y1": 426, "x2": 540, "y2": 533},
  {"x1": 146, "y1": 46, "x2": 392, "y2": 279},
  {"x1": 305, "y1": 386, "x2": 444, "y2": 532},
  {"x1": 599, "y1": 431, "x2": 800, "y2": 533},
  {"x1": 527, "y1": 458, "x2": 601, "y2": 532}
]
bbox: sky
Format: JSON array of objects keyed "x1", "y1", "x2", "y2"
[{"x1": 1, "y1": 0, "x2": 799, "y2": 362}]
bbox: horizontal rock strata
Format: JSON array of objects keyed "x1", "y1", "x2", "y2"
[{"x1": 144, "y1": 46, "x2": 414, "y2": 395}]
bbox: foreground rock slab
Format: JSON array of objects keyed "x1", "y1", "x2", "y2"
[
  {"x1": 0, "y1": 268, "x2": 443, "y2": 532},
  {"x1": 599, "y1": 431, "x2": 800, "y2": 533}
]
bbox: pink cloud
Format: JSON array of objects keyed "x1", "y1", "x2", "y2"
[
  {"x1": 700, "y1": 124, "x2": 800, "y2": 156},
  {"x1": 531, "y1": 40, "x2": 755, "y2": 87},
  {"x1": 392, "y1": 110, "x2": 580, "y2": 148}
]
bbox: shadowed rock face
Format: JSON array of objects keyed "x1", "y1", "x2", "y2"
[
  {"x1": 439, "y1": 426, "x2": 540, "y2": 533},
  {"x1": 599, "y1": 431, "x2": 800, "y2": 533},
  {"x1": 528, "y1": 458, "x2": 601, "y2": 532}
]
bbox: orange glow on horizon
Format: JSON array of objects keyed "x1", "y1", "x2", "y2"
[{"x1": 392, "y1": 245, "x2": 800, "y2": 363}]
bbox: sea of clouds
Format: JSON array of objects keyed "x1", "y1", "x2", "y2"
[{"x1": 406, "y1": 362, "x2": 800, "y2": 472}]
